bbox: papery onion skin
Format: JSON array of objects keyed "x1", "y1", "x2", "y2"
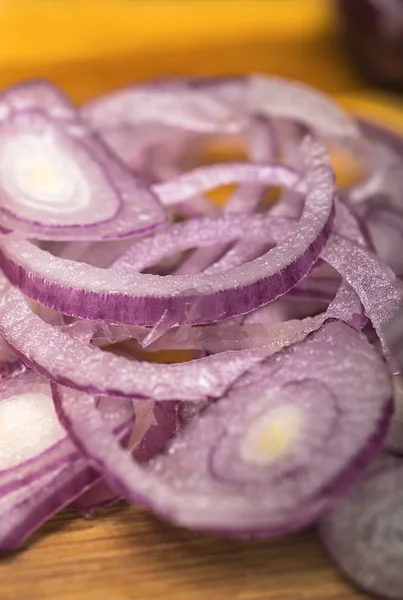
[{"x1": 75, "y1": 400, "x2": 178, "y2": 516}]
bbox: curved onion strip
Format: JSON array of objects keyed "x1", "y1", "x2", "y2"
[
  {"x1": 82, "y1": 79, "x2": 247, "y2": 135},
  {"x1": 53, "y1": 321, "x2": 392, "y2": 537},
  {"x1": 319, "y1": 454, "x2": 403, "y2": 600},
  {"x1": 0, "y1": 274, "x2": 264, "y2": 400},
  {"x1": 0, "y1": 141, "x2": 334, "y2": 326},
  {"x1": 152, "y1": 162, "x2": 302, "y2": 207},
  {"x1": 83, "y1": 75, "x2": 359, "y2": 143},
  {"x1": 0, "y1": 268, "x2": 364, "y2": 400},
  {"x1": 321, "y1": 234, "x2": 403, "y2": 363},
  {"x1": 114, "y1": 213, "x2": 295, "y2": 273},
  {"x1": 0, "y1": 81, "x2": 165, "y2": 240}
]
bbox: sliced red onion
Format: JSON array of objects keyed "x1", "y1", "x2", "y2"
[
  {"x1": 0, "y1": 141, "x2": 334, "y2": 326},
  {"x1": 247, "y1": 75, "x2": 360, "y2": 144},
  {"x1": 83, "y1": 75, "x2": 359, "y2": 144},
  {"x1": 0, "y1": 81, "x2": 165, "y2": 240},
  {"x1": 319, "y1": 454, "x2": 403, "y2": 600},
  {"x1": 114, "y1": 212, "x2": 295, "y2": 274},
  {"x1": 132, "y1": 401, "x2": 178, "y2": 462},
  {"x1": 152, "y1": 162, "x2": 302, "y2": 208},
  {"x1": 0, "y1": 370, "x2": 67, "y2": 491},
  {"x1": 351, "y1": 119, "x2": 403, "y2": 207},
  {"x1": 0, "y1": 262, "x2": 365, "y2": 400},
  {"x1": 171, "y1": 118, "x2": 277, "y2": 275},
  {"x1": 94, "y1": 123, "x2": 197, "y2": 179},
  {"x1": 0, "y1": 369, "x2": 133, "y2": 495},
  {"x1": 82, "y1": 79, "x2": 247, "y2": 135},
  {"x1": 321, "y1": 234, "x2": 403, "y2": 363},
  {"x1": 364, "y1": 204, "x2": 403, "y2": 276},
  {"x1": 0, "y1": 459, "x2": 97, "y2": 550},
  {"x1": 180, "y1": 143, "x2": 276, "y2": 275},
  {"x1": 53, "y1": 321, "x2": 392, "y2": 537},
  {"x1": 59, "y1": 264, "x2": 360, "y2": 355},
  {"x1": 0, "y1": 275, "x2": 266, "y2": 400},
  {"x1": 0, "y1": 374, "x2": 132, "y2": 549},
  {"x1": 75, "y1": 399, "x2": 177, "y2": 516},
  {"x1": 0, "y1": 72, "x2": 401, "y2": 561}
]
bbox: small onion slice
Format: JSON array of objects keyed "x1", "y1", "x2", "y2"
[
  {"x1": 0, "y1": 371, "x2": 133, "y2": 549},
  {"x1": 320, "y1": 454, "x2": 403, "y2": 600},
  {"x1": 0, "y1": 81, "x2": 165, "y2": 240}
]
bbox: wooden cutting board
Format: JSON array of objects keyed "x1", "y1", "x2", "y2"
[{"x1": 1, "y1": 504, "x2": 365, "y2": 600}]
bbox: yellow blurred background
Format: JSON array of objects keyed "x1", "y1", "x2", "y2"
[
  {"x1": 0, "y1": 0, "x2": 365, "y2": 98},
  {"x1": 0, "y1": 0, "x2": 401, "y2": 125}
]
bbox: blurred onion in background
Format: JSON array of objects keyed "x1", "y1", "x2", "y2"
[{"x1": 337, "y1": 0, "x2": 403, "y2": 90}]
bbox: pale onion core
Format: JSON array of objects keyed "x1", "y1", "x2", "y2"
[
  {"x1": 0, "y1": 392, "x2": 66, "y2": 469},
  {"x1": 240, "y1": 403, "x2": 304, "y2": 465},
  {"x1": 0, "y1": 135, "x2": 90, "y2": 213}
]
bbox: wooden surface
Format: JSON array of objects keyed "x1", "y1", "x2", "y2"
[{"x1": 1, "y1": 504, "x2": 366, "y2": 600}]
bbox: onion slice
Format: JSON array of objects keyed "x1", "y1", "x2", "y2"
[
  {"x1": 0, "y1": 274, "x2": 265, "y2": 400},
  {"x1": 0, "y1": 371, "x2": 133, "y2": 549},
  {"x1": 0, "y1": 81, "x2": 165, "y2": 240},
  {"x1": 0, "y1": 267, "x2": 365, "y2": 400},
  {"x1": 53, "y1": 321, "x2": 392, "y2": 537},
  {"x1": 83, "y1": 75, "x2": 360, "y2": 144},
  {"x1": 320, "y1": 454, "x2": 403, "y2": 600}
]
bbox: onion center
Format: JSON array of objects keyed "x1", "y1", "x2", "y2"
[
  {"x1": 0, "y1": 392, "x2": 65, "y2": 469},
  {"x1": 240, "y1": 404, "x2": 304, "y2": 465},
  {"x1": 0, "y1": 135, "x2": 90, "y2": 212}
]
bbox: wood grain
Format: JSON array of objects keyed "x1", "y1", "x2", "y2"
[{"x1": 0, "y1": 504, "x2": 367, "y2": 600}]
